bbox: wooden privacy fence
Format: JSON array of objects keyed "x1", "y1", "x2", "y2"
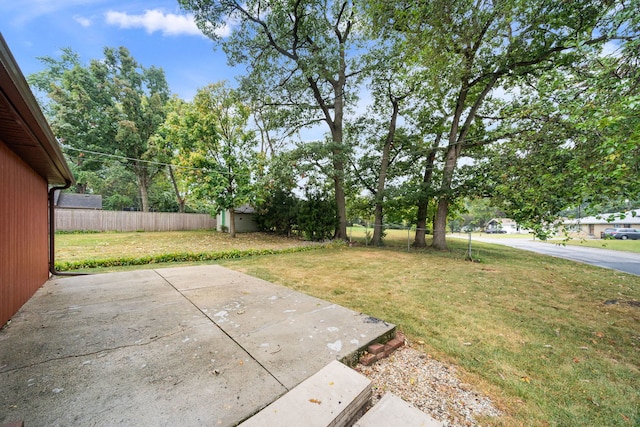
[{"x1": 55, "y1": 208, "x2": 217, "y2": 232}]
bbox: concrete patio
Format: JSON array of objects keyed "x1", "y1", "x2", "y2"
[{"x1": 0, "y1": 265, "x2": 395, "y2": 426}]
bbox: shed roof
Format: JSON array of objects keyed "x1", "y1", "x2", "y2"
[
  {"x1": 234, "y1": 204, "x2": 256, "y2": 214},
  {"x1": 0, "y1": 33, "x2": 74, "y2": 186}
]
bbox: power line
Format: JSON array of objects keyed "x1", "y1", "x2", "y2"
[
  {"x1": 62, "y1": 145, "x2": 264, "y2": 181},
  {"x1": 62, "y1": 146, "x2": 205, "y2": 172}
]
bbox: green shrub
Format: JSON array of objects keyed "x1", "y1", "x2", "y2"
[
  {"x1": 54, "y1": 244, "x2": 328, "y2": 271},
  {"x1": 255, "y1": 189, "x2": 299, "y2": 236},
  {"x1": 256, "y1": 188, "x2": 337, "y2": 241},
  {"x1": 297, "y1": 190, "x2": 338, "y2": 241}
]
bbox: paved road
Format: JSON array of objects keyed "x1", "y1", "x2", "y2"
[{"x1": 466, "y1": 236, "x2": 640, "y2": 276}]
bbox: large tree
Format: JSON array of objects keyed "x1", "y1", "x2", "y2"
[
  {"x1": 30, "y1": 50, "x2": 116, "y2": 194},
  {"x1": 154, "y1": 96, "x2": 192, "y2": 213},
  {"x1": 162, "y1": 83, "x2": 257, "y2": 237},
  {"x1": 179, "y1": 0, "x2": 364, "y2": 239},
  {"x1": 100, "y1": 47, "x2": 170, "y2": 212},
  {"x1": 352, "y1": 42, "x2": 417, "y2": 246},
  {"x1": 367, "y1": 0, "x2": 636, "y2": 249},
  {"x1": 31, "y1": 46, "x2": 170, "y2": 211},
  {"x1": 347, "y1": 115, "x2": 414, "y2": 246}
]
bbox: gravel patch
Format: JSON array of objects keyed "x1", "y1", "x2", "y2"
[{"x1": 355, "y1": 344, "x2": 503, "y2": 426}]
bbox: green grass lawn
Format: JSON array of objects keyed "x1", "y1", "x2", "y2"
[
  {"x1": 55, "y1": 231, "x2": 640, "y2": 426},
  {"x1": 550, "y1": 238, "x2": 640, "y2": 253},
  {"x1": 347, "y1": 227, "x2": 533, "y2": 246},
  {"x1": 55, "y1": 230, "x2": 305, "y2": 262}
]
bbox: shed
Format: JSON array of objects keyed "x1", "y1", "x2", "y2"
[
  {"x1": 216, "y1": 204, "x2": 259, "y2": 233},
  {"x1": 0, "y1": 34, "x2": 74, "y2": 326}
]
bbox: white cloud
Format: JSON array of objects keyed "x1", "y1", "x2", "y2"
[
  {"x1": 105, "y1": 9, "x2": 231, "y2": 37},
  {"x1": 105, "y1": 9, "x2": 233, "y2": 38},
  {"x1": 105, "y1": 9, "x2": 201, "y2": 36},
  {"x1": 73, "y1": 15, "x2": 92, "y2": 27}
]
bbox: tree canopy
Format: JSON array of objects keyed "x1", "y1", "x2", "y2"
[
  {"x1": 31, "y1": 46, "x2": 170, "y2": 212},
  {"x1": 179, "y1": 0, "x2": 366, "y2": 239},
  {"x1": 158, "y1": 82, "x2": 257, "y2": 236},
  {"x1": 28, "y1": 0, "x2": 640, "y2": 242}
]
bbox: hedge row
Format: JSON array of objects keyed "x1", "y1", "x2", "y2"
[{"x1": 54, "y1": 244, "x2": 334, "y2": 271}]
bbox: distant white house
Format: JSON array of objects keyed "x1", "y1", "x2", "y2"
[
  {"x1": 216, "y1": 204, "x2": 259, "y2": 233},
  {"x1": 563, "y1": 209, "x2": 640, "y2": 238},
  {"x1": 484, "y1": 218, "x2": 523, "y2": 234}
]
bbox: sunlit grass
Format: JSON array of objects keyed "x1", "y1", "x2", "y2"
[
  {"x1": 550, "y1": 238, "x2": 640, "y2": 253},
  {"x1": 55, "y1": 230, "x2": 304, "y2": 262},
  {"x1": 347, "y1": 227, "x2": 534, "y2": 247}
]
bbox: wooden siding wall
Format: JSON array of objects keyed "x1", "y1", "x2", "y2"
[
  {"x1": 1, "y1": 141, "x2": 49, "y2": 326},
  {"x1": 55, "y1": 209, "x2": 217, "y2": 232}
]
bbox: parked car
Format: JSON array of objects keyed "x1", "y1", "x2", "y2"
[
  {"x1": 604, "y1": 228, "x2": 640, "y2": 240},
  {"x1": 485, "y1": 228, "x2": 507, "y2": 234},
  {"x1": 600, "y1": 228, "x2": 617, "y2": 238}
]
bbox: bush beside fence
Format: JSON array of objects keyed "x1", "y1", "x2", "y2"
[{"x1": 55, "y1": 208, "x2": 216, "y2": 232}]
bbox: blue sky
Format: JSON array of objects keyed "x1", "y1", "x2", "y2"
[{"x1": 0, "y1": 0, "x2": 238, "y2": 100}]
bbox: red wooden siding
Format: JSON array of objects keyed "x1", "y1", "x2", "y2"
[{"x1": 0, "y1": 140, "x2": 49, "y2": 326}]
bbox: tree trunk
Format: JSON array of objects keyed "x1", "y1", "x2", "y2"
[
  {"x1": 136, "y1": 168, "x2": 150, "y2": 212},
  {"x1": 372, "y1": 98, "x2": 400, "y2": 247},
  {"x1": 228, "y1": 208, "x2": 236, "y2": 238},
  {"x1": 431, "y1": 197, "x2": 450, "y2": 250},
  {"x1": 431, "y1": 71, "x2": 471, "y2": 251},
  {"x1": 431, "y1": 69, "x2": 499, "y2": 250},
  {"x1": 303, "y1": 51, "x2": 348, "y2": 240},
  {"x1": 331, "y1": 76, "x2": 348, "y2": 241},
  {"x1": 413, "y1": 204, "x2": 428, "y2": 247},
  {"x1": 413, "y1": 149, "x2": 437, "y2": 248},
  {"x1": 371, "y1": 202, "x2": 384, "y2": 246},
  {"x1": 334, "y1": 167, "x2": 348, "y2": 240},
  {"x1": 431, "y1": 144, "x2": 459, "y2": 250},
  {"x1": 168, "y1": 166, "x2": 185, "y2": 213}
]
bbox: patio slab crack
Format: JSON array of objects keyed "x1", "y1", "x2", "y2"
[
  {"x1": 0, "y1": 328, "x2": 184, "y2": 374},
  {"x1": 153, "y1": 269, "x2": 289, "y2": 391}
]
